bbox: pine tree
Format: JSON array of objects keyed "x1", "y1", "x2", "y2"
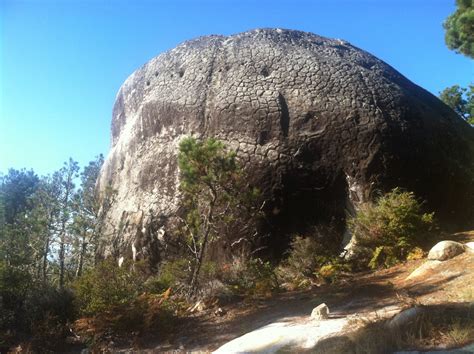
[
  {"x1": 439, "y1": 84, "x2": 474, "y2": 124},
  {"x1": 444, "y1": 0, "x2": 474, "y2": 59},
  {"x1": 178, "y1": 137, "x2": 261, "y2": 295}
]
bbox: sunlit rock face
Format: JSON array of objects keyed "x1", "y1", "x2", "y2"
[{"x1": 98, "y1": 28, "x2": 474, "y2": 265}]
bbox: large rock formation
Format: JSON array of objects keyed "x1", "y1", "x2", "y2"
[{"x1": 98, "y1": 28, "x2": 474, "y2": 264}]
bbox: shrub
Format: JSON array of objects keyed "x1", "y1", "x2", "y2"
[
  {"x1": 317, "y1": 259, "x2": 351, "y2": 283},
  {"x1": 73, "y1": 259, "x2": 146, "y2": 315},
  {"x1": 406, "y1": 247, "x2": 425, "y2": 261},
  {"x1": 144, "y1": 259, "x2": 190, "y2": 294},
  {"x1": 72, "y1": 260, "x2": 184, "y2": 349},
  {"x1": 349, "y1": 188, "x2": 435, "y2": 269},
  {"x1": 277, "y1": 226, "x2": 349, "y2": 288},
  {"x1": 281, "y1": 236, "x2": 322, "y2": 281},
  {"x1": 73, "y1": 289, "x2": 183, "y2": 348},
  {"x1": 0, "y1": 261, "x2": 31, "y2": 334},
  {"x1": 222, "y1": 258, "x2": 279, "y2": 298},
  {"x1": 0, "y1": 261, "x2": 76, "y2": 351}
]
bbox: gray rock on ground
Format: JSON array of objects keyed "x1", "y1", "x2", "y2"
[
  {"x1": 427, "y1": 241, "x2": 466, "y2": 261},
  {"x1": 311, "y1": 303, "x2": 329, "y2": 320}
]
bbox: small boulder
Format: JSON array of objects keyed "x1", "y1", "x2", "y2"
[
  {"x1": 427, "y1": 241, "x2": 465, "y2": 261},
  {"x1": 387, "y1": 307, "x2": 422, "y2": 330},
  {"x1": 311, "y1": 303, "x2": 329, "y2": 320}
]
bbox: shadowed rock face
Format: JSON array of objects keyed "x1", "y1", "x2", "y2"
[{"x1": 98, "y1": 28, "x2": 474, "y2": 264}]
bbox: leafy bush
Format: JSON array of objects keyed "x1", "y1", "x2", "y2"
[
  {"x1": 280, "y1": 236, "x2": 321, "y2": 282},
  {"x1": 72, "y1": 259, "x2": 184, "y2": 349},
  {"x1": 406, "y1": 247, "x2": 425, "y2": 261},
  {"x1": 221, "y1": 258, "x2": 279, "y2": 298},
  {"x1": 0, "y1": 261, "x2": 76, "y2": 351},
  {"x1": 144, "y1": 259, "x2": 190, "y2": 294},
  {"x1": 25, "y1": 285, "x2": 75, "y2": 347},
  {"x1": 277, "y1": 226, "x2": 349, "y2": 288},
  {"x1": 73, "y1": 289, "x2": 183, "y2": 349},
  {"x1": 73, "y1": 259, "x2": 146, "y2": 315},
  {"x1": 0, "y1": 261, "x2": 31, "y2": 333},
  {"x1": 317, "y1": 259, "x2": 351, "y2": 283},
  {"x1": 349, "y1": 188, "x2": 435, "y2": 269}
]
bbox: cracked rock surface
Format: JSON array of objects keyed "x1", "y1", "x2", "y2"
[{"x1": 98, "y1": 28, "x2": 474, "y2": 264}]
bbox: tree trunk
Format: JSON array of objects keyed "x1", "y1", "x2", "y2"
[
  {"x1": 42, "y1": 236, "x2": 49, "y2": 282},
  {"x1": 76, "y1": 233, "x2": 87, "y2": 277},
  {"x1": 189, "y1": 191, "x2": 216, "y2": 296},
  {"x1": 58, "y1": 165, "x2": 74, "y2": 288},
  {"x1": 189, "y1": 234, "x2": 208, "y2": 296},
  {"x1": 59, "y1": 237, "x2": 65, "y2": 288}
]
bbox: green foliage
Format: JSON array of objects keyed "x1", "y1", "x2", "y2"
[
  {"x1": 0, "y1": 169, "x2": 39, "y2": 224},
  {"x1": 178, "y1": 137, "x2": 238, "y2": 196},
  {"x1": 0, "y1": 260, "x2": 75, "y2": 350},
  {"x1": 278, "y1": 236, "x2": 322, "y2": 287},
  {"x1": 222, "y1": 258, "x2": 279, "y2": 297},
  {"x1": 0, "y1": 260, "x2": 31, "y2": 333},
  {"x1": 349, "y1": 188, "x2": 435, "y2": 269},
  {"x1": 144, "y1": 259, "x2": 190, "y2": 294},
  {"x1": 444, "y1": 0, "x2": 474, "y2": 58},
  {"x1": 277, "y1": 225, "x2": 349, "y2": 288},
  {"x1": 72, "y1": 260, "x2": 183, "y2": 348},
  {"x1": 439, "y1": 84, "x2": 474, "y2": 124},
  {"x1": 0, "y1": 156, "x2": 116, "y2": 349},
  {"x1": 0, "y1": 169, "x2": 40, "y2": 269},
  {"x1": 178, "y1": 137, "x2": 261, "y2": 295},
  {"x1": 73, "y1": 259, "x2": 146, "y2": 315},
  {"x1": 316, "y1": 258, "x2": 351, "y2": 283},
  {"x1": 316, "y1": 258, "x2": 350, "y2": 283}
]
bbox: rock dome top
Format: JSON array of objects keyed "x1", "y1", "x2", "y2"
[{"x1": 110, "y1": 28, "x2": 422, "y2": 147}]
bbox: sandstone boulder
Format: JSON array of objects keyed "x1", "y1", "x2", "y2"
[
  {"x1": 427, "y1": 240, "x2": 466, "y2": 261},
  {"x1": 97, "y1": 28, "x2": 474, "y2": 264}
]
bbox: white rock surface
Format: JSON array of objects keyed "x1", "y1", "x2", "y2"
[
  {"x1": 465, "y1": 242, "x2": 474, "y2": 252},
  {"x1": 427, "y1": 241, "x2": 465, "y2": 261},
  {"x1": 213, "y1": 304, "x2": 402, "y2": 353},
  {"x1": 213, "y1": 317, "x2": 348, "y2": 353}
]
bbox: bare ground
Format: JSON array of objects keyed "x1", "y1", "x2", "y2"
[{"x1": 126, "y1": 231, "x2": 474, "y2": 353}]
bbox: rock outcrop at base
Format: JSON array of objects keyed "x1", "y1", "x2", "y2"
[{"x1": 97, "y1": 28, "x2": 474, "y2": 264}]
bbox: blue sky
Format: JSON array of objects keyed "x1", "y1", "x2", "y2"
[{"x1": 1, "y1": 0, "x2": 472, "y2": 176}]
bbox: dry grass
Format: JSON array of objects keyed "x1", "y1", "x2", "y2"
[{"x1": 319, "y1": 304, "x2": 474, "y2": 354}]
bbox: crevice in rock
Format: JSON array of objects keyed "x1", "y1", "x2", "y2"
[
  {"x1": 261, "y1": 66, "x2": 270, "y2": 77},
  {"x1": 278, "y1": 93, "x2": 290, "y2": 137},
  {"x1": 257, "y1": 131, "x2": 269, "y2": 145}
]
